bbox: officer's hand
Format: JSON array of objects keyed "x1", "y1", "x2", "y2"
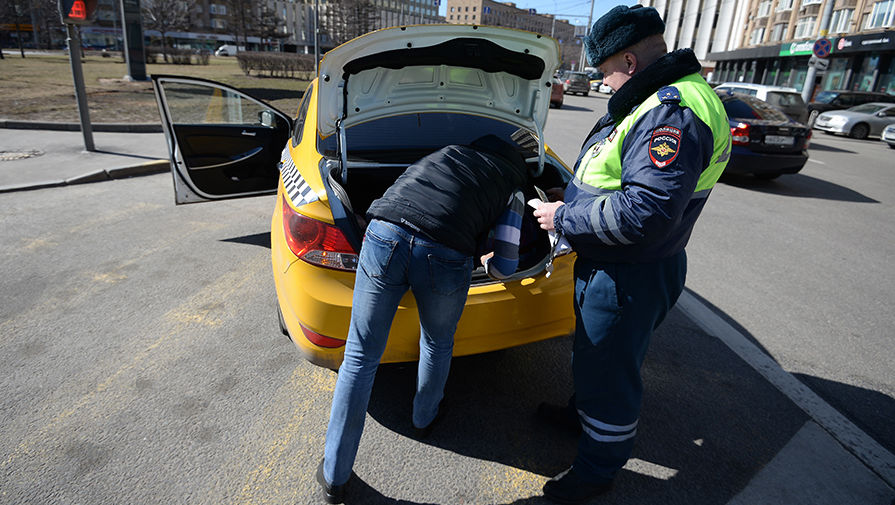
[{"x1": 533, "y1": 201, "x2": 564, "y2": 231}]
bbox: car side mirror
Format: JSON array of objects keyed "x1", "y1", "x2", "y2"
[{"x1": 259, "y1": 110, "x2": 275, "y2": 127}]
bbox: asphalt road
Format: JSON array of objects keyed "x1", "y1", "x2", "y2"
[{"x1": 1, "y1": 92, "x2": 893, "y2": 504}]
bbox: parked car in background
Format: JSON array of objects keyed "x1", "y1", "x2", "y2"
[
  {"x1": 214, "y1": 44, "x2": 243, "y2": 56},
  {"x1": 808, "y1": 90, "x2": 895, "y2": 126},
  {"x1": 813, "y1": 102, "x2": 895, "y2": 139},
  {"x1": 714, "y1": 82, "x2": 809, "y2": 124},
  {"x1": 550, "y1": 76, "x2": 564, "y2": 108},
  {"x1": 597, "y1": 82, "x2": 613, "y2": 94},
  {"x1": 716, "y1": 91, "x2": 810, "y2": 180},
  {"x1": 882, "y1": 123, "x2": 895, "y2": 149},
  {"x1": 152, "y1": 25, "x2": 576, "y2": 370},
  {"x1": 562, "y1": 71, "x2": 590, "y2": 96},
  {"x1": 587, "y1": 71, "x2": 603, "y2": 91}
]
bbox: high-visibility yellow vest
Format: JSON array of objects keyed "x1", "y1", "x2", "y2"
[{"x1": 576, "y1": 73, "x2": 731, "y2": 193}]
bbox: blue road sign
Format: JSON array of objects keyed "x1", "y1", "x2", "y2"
[{"x1": 813, "y1": 37, "x2": 832, "y2": 58}]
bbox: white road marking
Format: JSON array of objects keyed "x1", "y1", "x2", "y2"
[
  {"x1": 808, "y1": 159, "x2": 827, "y2": 165},
  {"x1": 676, "y1": 290, "x2": 895, "y2": 488}
]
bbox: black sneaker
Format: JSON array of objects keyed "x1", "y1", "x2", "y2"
[
  {"x1": 316, "y1": 458, "x2": 347, "y2": 504},
  {"x1": 536, "y1": 402, "x2": 582, "y2": 435},
  {"x1": 542, "y1": 466, "x2": 613, "y2": 504},
  {"x1": 413, "y1": 398, "x2": 448, "y2": 439}
]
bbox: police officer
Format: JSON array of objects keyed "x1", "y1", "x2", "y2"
[{"x1": 533, "y1": 5, "x2": 732, "y2": 503}]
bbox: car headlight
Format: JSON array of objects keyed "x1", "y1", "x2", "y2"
[{"x1": 826, "y1": 116, "x2": 849, "y2": 125}]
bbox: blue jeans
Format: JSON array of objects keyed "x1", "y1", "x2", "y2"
[{"x1": 323, "y1": 219, "x2": 473, "y2": 486}]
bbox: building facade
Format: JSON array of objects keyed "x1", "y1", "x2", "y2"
[
  {"x1": 706, "y1": 0, "x2": 895, "y2": 95},
  {"x1": 445, "y1": 0, "x2": 579, "y2": 66}
]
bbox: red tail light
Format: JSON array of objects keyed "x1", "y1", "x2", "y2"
[
  {"x1": 805, "y1": 129, "x2": 812, "y2": 149},
  {"x1": 731, "y1": 122, "x2": 750, "y2": 146},
  {"x1": 282, "y1": 198, "x2": 358, "y2": 271},
  {"x1": 299, "y1": 323, "x2": 345, "y2": 348}
]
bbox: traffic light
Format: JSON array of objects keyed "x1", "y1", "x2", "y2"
[{"x1": 58, "y1": 0, "x2": 98, "y2": 25}]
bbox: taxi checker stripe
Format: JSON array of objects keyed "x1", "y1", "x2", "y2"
[{"x1": 279, "y1": 147, "x2": 318, "y2": 207}]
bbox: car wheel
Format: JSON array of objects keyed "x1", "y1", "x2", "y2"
[
  {"x1": 754, "y1": 173, "x2": 782, "y2": 180},
  {"x1": 849, "y1": 123, "x2": 869, "y2": 140},
  {"x1": 888, "y1": 143, "x2": 895, "y2": 149},
  {"x1": 583, "y1": 91, "x2": 589, "y2": 97}
]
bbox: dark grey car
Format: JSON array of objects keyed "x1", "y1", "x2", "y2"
[{"x1": 562, "y1": 72, "x2": 590, "y2": 96}]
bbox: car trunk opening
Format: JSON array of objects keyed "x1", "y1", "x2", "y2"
[{"x1": 317, "y1": 113, "x2": 569, "y2": 284}]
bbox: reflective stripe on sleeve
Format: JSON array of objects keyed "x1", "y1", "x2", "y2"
[
  {"x1": 601, "y1": 200, "x2": 635, "y2": 245},
  {"x1": 588, "y1": 195, "x2": 616, "y2": 245}
]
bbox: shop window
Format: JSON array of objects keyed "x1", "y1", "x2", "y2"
[
  {"x1": 821, "y1": 58, "x2": 850, "y2": 90},
  {"x1": 855, "y1": 55, "x2": 881, "y2": 91}
]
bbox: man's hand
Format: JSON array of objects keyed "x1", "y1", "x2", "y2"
[{"x1": 533, "y1": 201, "x2": 564, "y2": 231}]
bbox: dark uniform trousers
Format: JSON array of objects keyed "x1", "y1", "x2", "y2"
[{"x1": 571, "y1": 250, "x2": 687, "y2": 479}]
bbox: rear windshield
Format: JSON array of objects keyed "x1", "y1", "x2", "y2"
[
  {"x1": 567, "y1": 73, "x2": 588, "y2": 82},
  {"x1": 720, "y1": 95, "x2": 790, "y2": 122},
  {"x1": 318, "y1": 113, "x2": 534, "y2": 162},
  {"x1": 766, "y1": 91, "x2": 805, "y2": 107}
]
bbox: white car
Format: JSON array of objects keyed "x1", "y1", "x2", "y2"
[
  {"x1": 714, "y1": 82, "x2": 808, "y2": 124},
  {"x1": 813, "y1": 102, "x2": 895, "y2": 140},
  {"x1": 597, "y1": 82, "x2": 613, "y2": 94},
  {"x1": 881, "y1": 123, "x2": 895, "y2": 149}
]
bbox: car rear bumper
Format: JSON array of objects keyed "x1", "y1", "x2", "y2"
[
  {"x1": 271, "y1": 186, "x2": 576, "y2": 369},
  {"x1": 725, "y1": 148, "x2": 808, "y2": 175}
]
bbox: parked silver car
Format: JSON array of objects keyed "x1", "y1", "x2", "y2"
[
  {"x1": 813, "y1": 102, "x2": 895, "y2": 140},
  {"x1": 882, "y1": 123, "x2": 895, "y2": 149}
]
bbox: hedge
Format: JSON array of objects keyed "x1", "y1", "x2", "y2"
[{"x1": 236, "y1": 51, "x2": 316, "y2": 79}]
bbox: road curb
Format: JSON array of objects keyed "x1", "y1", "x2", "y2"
[
  {"x1": 0, "y1": 159, "x2": 169, "y2": 194},
  {"x1": 0, "y1": 120, "x2": 162, "y2": 133}
]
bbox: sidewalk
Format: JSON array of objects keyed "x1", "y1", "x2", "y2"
[{"x1": 0, "y1": 122, "x2": 169, "y2": 193}]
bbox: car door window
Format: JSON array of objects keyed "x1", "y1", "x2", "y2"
[
  {"x1": 162, "y1": 81, "x2": 274, "y2": 127},
  {"x1": 292, "y1": 84, "x2": 314, "y2": 147}
]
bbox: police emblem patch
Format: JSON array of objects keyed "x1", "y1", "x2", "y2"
[{"x1": 649, "y1": 126, "x2": 681, "y2": 167}]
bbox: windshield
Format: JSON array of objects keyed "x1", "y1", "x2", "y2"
[
  {"x1": 766, "y1": 91, "x2": 805, "y2": 107},
  {"x1": 814, "y1": 91, "x2": 837, "y2": 104},
  {"x1": 849, "y1": 104, "x2": 886, "y2": 114},
  {"x1": 318, "y1": 112, "x2": 536, "y2": 162}
]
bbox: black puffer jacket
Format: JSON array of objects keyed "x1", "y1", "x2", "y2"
[{"x1": 367, "y1": 135, "x2": 529, "y2": 255}]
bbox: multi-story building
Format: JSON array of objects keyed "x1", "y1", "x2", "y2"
[
  {"x1": 445, "y1": 0, "x2": 579, "y2": 67},
  {"x1": 707, "y1": 0, "x2": 894, "y2": 95},
  {"x1": 77, "y1": 0, "x2": 443, "y2": 54}
]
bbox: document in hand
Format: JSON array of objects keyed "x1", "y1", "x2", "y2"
[{"x1": 529, "y1": 186, "x2": 572, "y2": 278}]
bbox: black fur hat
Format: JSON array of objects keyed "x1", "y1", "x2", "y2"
[{"x1": 585, "y1": 5, "x2": 665, "y2": 67}]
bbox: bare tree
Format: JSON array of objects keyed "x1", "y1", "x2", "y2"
[
  {"x1": 0, "y1": 0, "x2": 31, "y2": 57},
  {"x1": 253, "y1": 4, "x2": 288, "y2": 50},
  {"x1": 323, "y1": 0, "x2": 376, "y2": 45},
  {"x1": 32, "y1": 0, "x2": 65, "y2": 50},
  {"x1": 142, "y1": 0, "x2": 195, "y2": 62},
  {"x1": 224, "y1": 0, "x2": 251, "y2": 49}
]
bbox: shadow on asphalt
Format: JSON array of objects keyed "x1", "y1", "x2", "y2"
[
  {"x1": 808, "y1": 141, "x2": 856, "y2": 154},
  {"x1": 555, "y1": 104, "x2": 597, "y2": 112},
  {"x1": 719, "y1": 172, "x2": 879, "y2": 203},
  {"x1": 364, "y1": 306, "x2": 809, "y2": 504},
  {"x1": 220, "y1": 232, "x2": 271, "y2": 249}
]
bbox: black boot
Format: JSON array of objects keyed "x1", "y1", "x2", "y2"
[
  {"x1": 536, "y1": 402, "x2": 582, "y2": 435},
  {"x1": 543, "y1": 466, "x2": 613, "y2": 504},
  {"x1": 316, "y1": 458, "x2": 348, "y2": 504}
]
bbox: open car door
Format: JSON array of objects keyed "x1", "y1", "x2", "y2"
[{"x1": 152, "y1": 75, "x2": 292, "y2": 204}]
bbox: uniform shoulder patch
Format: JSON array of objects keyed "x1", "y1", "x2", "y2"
[
  {"x1": 648, "y1": 125, "x2": 682, "y2": 168},
  {"x1": 657, "y1": 86, "x2": 681, "y2": 104}
]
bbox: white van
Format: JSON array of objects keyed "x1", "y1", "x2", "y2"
[{"x1": 214, "y1": 44, "x2": 244, "y2": 56}]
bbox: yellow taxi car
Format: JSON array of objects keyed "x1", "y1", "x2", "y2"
[{"x1": 152, "y1": 25, "x2": 576, "y2": 369}]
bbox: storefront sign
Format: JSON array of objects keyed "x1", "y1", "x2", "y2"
[
  {"x1": 833, "y1": 31, "x2": 895, "y2": 53},
  {"x1": 779, "y1": 40, "x2": 817, "y2": 56}
]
